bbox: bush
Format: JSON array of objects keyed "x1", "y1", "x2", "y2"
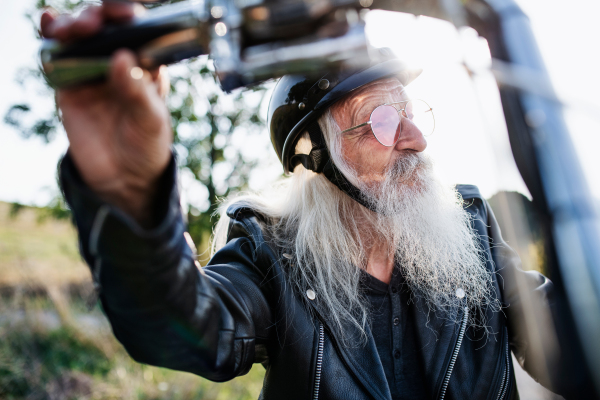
[{"x1": 0, "y1": 324, "x2": 111, "y2": 398}]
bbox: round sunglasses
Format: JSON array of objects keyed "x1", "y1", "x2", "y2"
[{"x1": 340, "y1": 99, "x2": 435, "y2": 146}]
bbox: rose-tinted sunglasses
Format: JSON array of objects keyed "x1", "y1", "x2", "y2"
[{"x1": 340, "y1": 99, "x2": 434, "y2": 146}]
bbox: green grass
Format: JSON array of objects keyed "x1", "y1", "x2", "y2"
[
  {"x1": 0, "y1": 319, "x2": 266, "y2": 400},
  {"x1": 0, "y1": 202, "x2": 89, "y2": 289},
  {"x1": 0, "y1": 325, "x2": 111, "y2": 397},
  {"x1": 0, "y1": 202, "x2": 265, "y2": 399}
]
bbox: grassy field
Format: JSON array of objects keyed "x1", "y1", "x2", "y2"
[{"x1": 0, "y1": 202, "x2": 265, "y2": 400}]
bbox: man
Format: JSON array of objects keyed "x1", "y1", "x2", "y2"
[{"x1": 42, "y1": 3, "x2": 554, "y2": 399}]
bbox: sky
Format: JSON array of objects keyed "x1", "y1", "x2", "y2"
[{"x1": 0, "y1": 0, "x2": 599, "y2": 208}]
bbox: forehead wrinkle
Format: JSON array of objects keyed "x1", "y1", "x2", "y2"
[
  {"x1": 348, "y1": 86, "x2": 400, "y2": 125},
  {"x1": 331, "y1": 78, "x2": 408, "y2": 128}
]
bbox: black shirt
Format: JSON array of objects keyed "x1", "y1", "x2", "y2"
[{"x1": 361, "y1": 270, "x2": 428, "y2": 400}]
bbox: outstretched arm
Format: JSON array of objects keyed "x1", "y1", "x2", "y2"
[
  {"x1": 46, "y1": 3, "x2": 272, "y2": 380},
  {"x1": 60, "y1": 153, "x2": 272, "y2": 380}
]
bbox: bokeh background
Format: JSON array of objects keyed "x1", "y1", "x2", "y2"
[{"x1": 1, "y1": 0, "x2": 598, "y2": 398}]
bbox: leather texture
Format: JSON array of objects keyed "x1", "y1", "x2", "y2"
[{"x1": 59, "y1": 153, "x2": 557, "y2": 400}]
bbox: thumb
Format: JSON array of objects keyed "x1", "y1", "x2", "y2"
[{"x1": 109, "y1": 49, "x2": 152, "y2": 106}]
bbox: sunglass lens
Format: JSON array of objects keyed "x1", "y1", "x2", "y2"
[{"x1": 371, "y1": 105, "x2": 400, "y2": 146}]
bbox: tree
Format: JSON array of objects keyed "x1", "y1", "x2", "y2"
[
  {"x1": 4, "y1": 0, "x2": 273, "y2": 259},
  {"x1": 168, "y1": 59, "x2": 271, "y2": 257}
]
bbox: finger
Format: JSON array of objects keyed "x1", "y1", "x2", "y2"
[
  {"x1": 41, "y1": 8, "x2": 99, "y2": 41},
  {"x1": 45, "y1": 14, "x2": 75, "y2": 41},
  {"x1": 110, "y1": 49, "x2": 153, "y2": 106},
  {"x1": 40, "y1": 8, "x2": 59, "y2": 38},
  {"x1": 148, "y1": 66, "x2": 170, "y2": 99},
  {"x1": 155, "y1": 66, "x2": 171, "y2": 99},
  {"x1": 50, "y1": 9, "x2": 102, "y2": 42},
  {"x1": 42, "y1": 3, "x2": 138, "y2": 43},
  {"x1": 102, "y1": 1, "x2": 139, "y2": 22},
  {"x1": 149, "y1": 67, "x2": 161, "y2": 81},
  {"x1": 68, "y1": 6, "x2": 104, "y2": 39}
]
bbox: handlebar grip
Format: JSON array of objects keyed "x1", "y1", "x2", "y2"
[{"x1": 41, "y1": 1, "x2": 210, "y2": 88}]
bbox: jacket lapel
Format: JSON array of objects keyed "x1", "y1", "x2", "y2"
[
  {"x1": 307, "y1": 299, "x2": 392, "y2": 400},
  {"x1": 304, "y1": 284, "x2": 463, "y2": 400},
  {"x1": 409, "y1": 297, "x2": 460, "y2": 400}
]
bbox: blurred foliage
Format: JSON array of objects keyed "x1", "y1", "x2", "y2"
[
  {"x1": 0, "y1": 312, "x2": 264, "y2": 400},
  {"x1": 4, "y1": 103, "x2": 58, "y2": 143},
  {"x1": 0, "y1": 326, "x2": 111, "y2": 397},
  {"x1": 0, "y1": 202, "x2": 266, "y2": 399},
  {"x1": 0, "y1": 201, "x2": 86, "y2": 289},
  {"x1": 167, "y1": 58, "x2": 269, "y2": 251},
  {"x1": 36, "y1": 194, "x2": 72, "y2": 222},
  {"x1": 9, "y1": 202, "x2": 26, "y2": 219},
  {"x1": 4, "y1": 0, "x2": 270, "y2": 254}
]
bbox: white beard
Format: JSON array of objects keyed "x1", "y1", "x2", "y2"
[
  {"x1": 213, "y1": 131, "x2": 500, "y2": 344},
  {"x1": 349, "y1": 152, "x2": 499, "y2": 326}
]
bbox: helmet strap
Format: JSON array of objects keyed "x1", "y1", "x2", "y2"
[{"x1": 290, "y1": 121, "x2": 378, "y2": 213}]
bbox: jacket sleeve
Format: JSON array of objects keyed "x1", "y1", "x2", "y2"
[
  {"x1": 484, "y1": 200, "x2": 557, "y2": 389},
  {"x1": 59, "y1": 152, "x2": 272, "y2": 382}
]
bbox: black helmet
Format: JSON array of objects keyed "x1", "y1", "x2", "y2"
[{"x1": 268, "y1": 55, "x2": 422, "y2": 175}]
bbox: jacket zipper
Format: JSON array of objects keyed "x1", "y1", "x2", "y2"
[
  {"x1": 438, "y1": 306, "x2": 469, "y2": 400},
  {"x1": 313, "y1": 322, "x2": 325, "y2": 400},
  {"x1": 496, "y1": 329, "x2": 511, "y2": 400}
]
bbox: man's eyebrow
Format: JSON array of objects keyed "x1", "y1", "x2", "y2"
[
  {"x1": 353, "y1": 100, "x2": 373, "y2": 125},
  {"x1": 355, "y1": 87, "x2": 406, "y2": 119},
  {"x1": 345, "y1": 80, "x2": 407, "y2": 126}
]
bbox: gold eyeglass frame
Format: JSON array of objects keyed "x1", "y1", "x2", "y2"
[{"x1": 340, "y1": 99, "x2": 434, "y2": 147}]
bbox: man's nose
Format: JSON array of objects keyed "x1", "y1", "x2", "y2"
[{"x1": 394, "y1": 118, "x2": 427, "y2": 152}]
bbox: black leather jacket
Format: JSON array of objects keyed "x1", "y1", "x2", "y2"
[{"x1": 60, "y1": 154, "x2": 555, "y2": 400}]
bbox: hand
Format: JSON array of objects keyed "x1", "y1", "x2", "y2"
[{"x1": 41, "y1": 3, "x2": 173, "y2": 227}]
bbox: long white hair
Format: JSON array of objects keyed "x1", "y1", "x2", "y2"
[{"x1": 212, "y1": 110, "x2": 498, "y2": 345}]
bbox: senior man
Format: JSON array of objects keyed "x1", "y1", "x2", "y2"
[{"x1": 42, "y1": 3, "x2": 555, "y2": 399}]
